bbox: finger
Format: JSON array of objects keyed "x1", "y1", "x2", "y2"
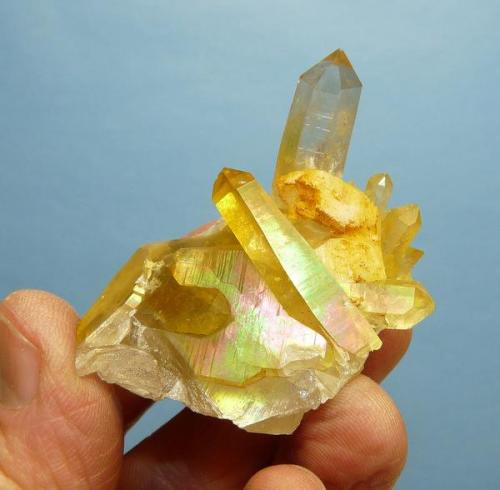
[
  {"x1": 275, "y1": 375, "x2": 407, "y2": 490},
  {"x1": 119, "y1": 408, "x2": 278, "y2": 490},
  {"x1": 115, "y1": 386, "x2": 153, "y2": 431},
  {"x1": 0, "y1": 290, "x2": 123, "y2": 489},
  {"x1": 244, "y1": 464, "x2": 325, "y2": 490},
  {"x1": 363, "y1": 329, "x2": 412, "y2": 382}
]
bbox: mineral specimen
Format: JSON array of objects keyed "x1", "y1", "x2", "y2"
[{"x1": 76, "y1": 49, "x2": 434, "y2": 434}]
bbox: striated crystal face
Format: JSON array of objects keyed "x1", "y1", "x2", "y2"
[
  {"x1": 75, "y1": 49, "x2": 434, "y2": 434},
  {"x1": 213, "y1": 168, "x2": 381, "y2": 355}
]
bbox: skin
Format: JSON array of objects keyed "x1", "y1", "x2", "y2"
[{"x1": 0, "y1": 289, "x2": 411, "y2": 489}]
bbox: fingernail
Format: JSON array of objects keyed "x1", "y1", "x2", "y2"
[{"x1": 0, "y1": 303, "x2": 41, "y2": 408}]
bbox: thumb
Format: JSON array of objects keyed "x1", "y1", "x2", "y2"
[{"x1": 0, "y1": 290, "x2": 123, "y2": 489}]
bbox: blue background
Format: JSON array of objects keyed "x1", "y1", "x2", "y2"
[{"x1": 1, "y1": 1, "x2": 499, "y2": 488}]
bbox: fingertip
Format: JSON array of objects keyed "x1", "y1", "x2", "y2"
[
  {"x1": 277, "y1": 375, "x2": 408, "y2": 489},
  {"x1": 4, "y1": 288, "x2": 78, "y2": 323},
  {"x1": 3, "y1": 289, "x2": 78, "y2": 371},
  {"x1": 244, "y1": 465, "x2": 325, "y2": 490},
  {"x1": 120, "y1": 409, "x2": 277, "y2": 490},
  {"x1": 0, "y1": 290, "x2": 124, "y2": 488},
  {"x1": 0, "y1": 303, "x2": 41, "y2": 409},
  {"x1": 114, "y1": 385, "x2": 153, "y2": 430},
  {"x1": 363, "y1": 329, "x2": 412, "y2": 382}
]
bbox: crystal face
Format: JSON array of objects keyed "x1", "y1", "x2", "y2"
[
  {"x1": 273, "y1": 49, "x2": 362, "y2": 188},
  {"x1": 213, "y1": 168, "x2": 381, "y2": 354},
  {"x1": 75, "y1": 49, "x2": 434, "y2": 434}
]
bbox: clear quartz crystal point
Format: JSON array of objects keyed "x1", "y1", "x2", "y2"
[
  {"x1": 366, "y1": 173, "x2": 393, "y2": 212},
  {"x1": 273, "y1": 49, "x2": 362, "y2": 189}
]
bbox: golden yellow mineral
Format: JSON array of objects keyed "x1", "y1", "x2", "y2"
[
  {"x1": 213, "y1": 167, "x2": 381, "y2": 355},
  {"x1": 365, "y1": 173, "x2": 393, "y2": 212},
  {"x1": 75, "y1": 49, "x2": 434, "y2": 434},
  {"x1": 277, "y1": 169, "x2": 379, "y2": 233}
]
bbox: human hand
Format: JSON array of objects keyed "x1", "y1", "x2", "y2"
[{"x1": 0, "y1": 289, "x2": 410, "y2": 489}]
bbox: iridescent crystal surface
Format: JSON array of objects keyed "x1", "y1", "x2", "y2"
[
  {"x1": 213, "y1": 168, "x2": 380, "y2": 354},
  {"x1": 76, "y1": 49, "x2": 434, "y2": 434}
]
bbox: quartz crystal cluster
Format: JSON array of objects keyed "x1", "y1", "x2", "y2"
[{"x1": 76, "y1": 50, "x2": 434, "y2": 434}]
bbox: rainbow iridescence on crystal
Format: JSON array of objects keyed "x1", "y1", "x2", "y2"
[{"x1": 75, "y1": 50, "x2": 434, "y2": 434}]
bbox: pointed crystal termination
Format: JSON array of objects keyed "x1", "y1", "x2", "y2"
[
  {"x1": 366, "y1": 173, "x2": 393, "y2": 213},
  {"x1": 213, "y1": 167, "x2": 381, "y2": 355},
  {"x1": 382, "y1": 204, "x2": 423, "y2": 279},
  {"x1": 273, "y1": 49, "x2": 362, "y2": 190}
]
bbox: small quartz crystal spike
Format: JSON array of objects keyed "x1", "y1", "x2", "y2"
[
  {"x1": 366, "y1": 173, "x2": 393, "y2": 212},
  {"x1": 213, "y1": 167, "x2": 381, "y2": 354},
  {"x1": 382, "y1": 205, "x2": 423, "y2": 279},
  {"x1": 273, "y1": 49, "x2": 362, "y2": 191}
]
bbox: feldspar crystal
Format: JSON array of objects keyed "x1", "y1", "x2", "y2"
[{"x1": 76, "y1": 49, "x2": 434, "y2": 434}]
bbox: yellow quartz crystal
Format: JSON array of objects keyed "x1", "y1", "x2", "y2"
[
  {"x1": 75, "y1": 49, "x2": 434, "y2": 434},
  {"x1": 213, "y1": 168, "x2": 381, "y2": 355},
  {"x1": 365, "y1": 173, "x2": 393, "y2": 213}
]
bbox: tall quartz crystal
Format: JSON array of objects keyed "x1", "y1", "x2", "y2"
[{"x1": 274, "y1": 49, "x2": 361, "y2": 186}]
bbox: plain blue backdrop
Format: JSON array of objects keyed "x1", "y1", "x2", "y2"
[{"x1": 1, "y1": 1, "x2": 499, "y2": 488}]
